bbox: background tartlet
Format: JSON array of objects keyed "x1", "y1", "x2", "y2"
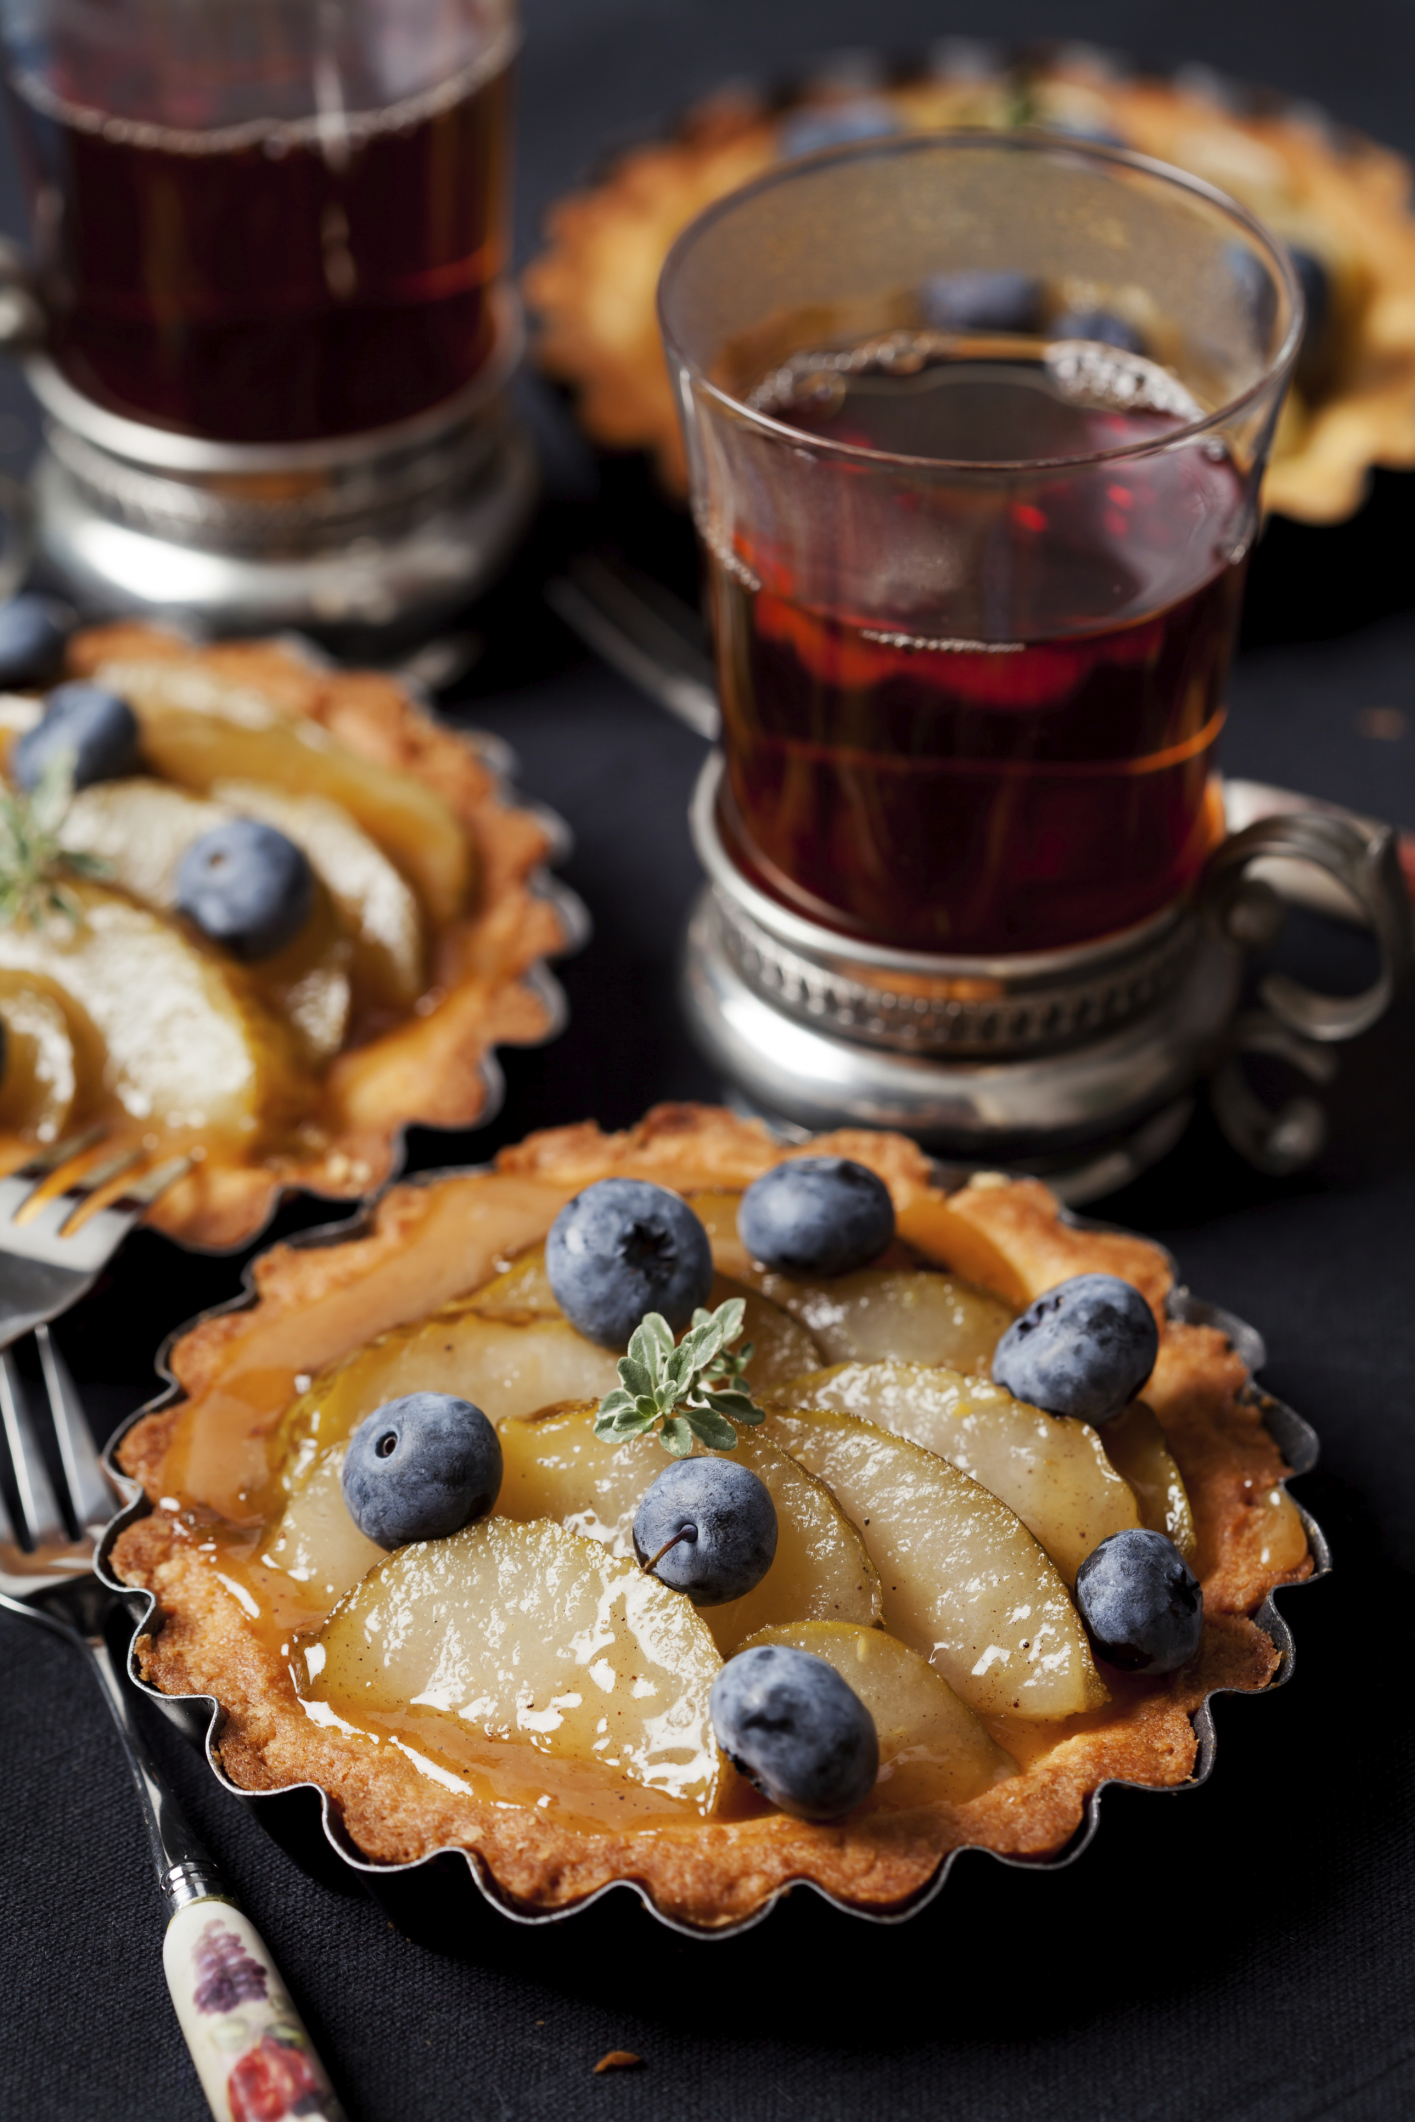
[
  {"x1": 525, "y1": 49, "x2": 1415, "y2": 524},
  {"x1": 0, "y1": 624, "x2": 578, "y2": 1251}
]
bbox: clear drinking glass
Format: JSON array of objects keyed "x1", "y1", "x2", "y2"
[
  {"x1": 0, "y1": 0, "x2": 516, "y2": 442},
  {"x1": 660, "y1": 134, "x2": 1301, "y2": 957}
]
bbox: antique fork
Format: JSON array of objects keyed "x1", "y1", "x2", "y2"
[
  {"x1": 0, "y1": 1337, "x2": 346, "y2": 2115},
  {"x1": 0, "y1": 1129, "x2": 196, "y2": 1351}
]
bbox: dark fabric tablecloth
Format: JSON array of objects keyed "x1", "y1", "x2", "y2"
[{"x1": 7, "y1": 3, "x2": 1415, "y2": 2117}]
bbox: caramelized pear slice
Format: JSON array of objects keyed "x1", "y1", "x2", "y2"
[
  {"x1": 0, "y1": 882, "x2": 299, "y2": 1141},
  {"x1": 278, "y1": 1300, "x2": 624, "y2": 1469},
  {"x1": 302, "y1": 1515, "x2": 727, "y2": 1815},
  {"x1": 1101, "y1": 1401, "x2": 1198, "y2": 1562},
  {"x1": 760, "y1": 1267, "x2": 1014, "y2": 1375},
  {"x1": 738, "y1": 1621, "x2": 1017, "y2": 1803},
  {"x1": 99, "y1": 656, "x2": 471, "y2": 924},
  {"x1": 764, "y1": 1405, "x2": 1104, "y2": 1718},
  {"x1": 497, "y1": 1403, "x2": 882, "y2": 1655},
  {"x1": 686, "y1": 1198, "x2": 1013, "y2": 1374},
  {"x1": 467, "y1": 1242, "x2": 821, "y2": 1395},
  {"x1": 62, "y1": 778, "x2": 353, "y2": 1065},
  {"x1": 213, "y1": 779, "x2": 425, "y2": 1012},
  {"x1": 0, "y1": 973, "x2": 80, "y2": 1141},
  {"x1": 62, "y1": 776, "x2": 228, "y2": 907},
  {"x1": 261, "y1": 1445, "x2": 385, "y2": 1612},
  {"x1": 778, "y1": 1361, "x2": 1140, "y2": 1584}
]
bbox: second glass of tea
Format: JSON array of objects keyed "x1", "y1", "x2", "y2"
[{"x1": 660, "y1": 134, "x2": 1300, "y2": 959}]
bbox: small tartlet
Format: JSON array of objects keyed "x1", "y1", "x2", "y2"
[
  {"x1": 109, "y1": 1105, "x2": 1315, "y2": 1933},
  {"x1": 0, "y1": 623, "x2": 575, "y2": 1250},
  {"x1": 525, "y1": 53, "x2": 1415, "y2": 524}
]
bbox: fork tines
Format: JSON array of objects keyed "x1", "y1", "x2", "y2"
[
  {"x1": 0, "y1": 1326, "x2": 111, "y2": 1565},
  {"x1": 0, "y1": 1130, "x2": 193, "y2": 1270}
]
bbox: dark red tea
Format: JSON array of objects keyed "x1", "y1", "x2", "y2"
[
  {"x1": 711, "y1": 337, "x2": 1247, "y2": 955},
  {"x1": 6, "y1": 49, "x2": 512, "y2": 442}
]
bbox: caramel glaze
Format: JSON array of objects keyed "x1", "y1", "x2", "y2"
[{"x1": 137, "y1": 1171, "x2": 1299, "y2": 1830}]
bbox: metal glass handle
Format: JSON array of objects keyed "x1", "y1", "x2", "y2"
[
  {"x1": 1201, "y1": 809, "x2": 1412, "y2": 1041},
  {"x1": 1201, "y1": 809, "x2": 1411, "y2": 1174}
]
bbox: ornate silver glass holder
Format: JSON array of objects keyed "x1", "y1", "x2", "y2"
[
  {"x1": 0, "y1": 269, "x2": 536, "y2": 639},
  {"x1": 683, "y1": 753, "x2": 1412, "y2": 1202}
]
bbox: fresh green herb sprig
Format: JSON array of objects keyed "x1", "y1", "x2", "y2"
[
  {"x1": 0, "y1": 748, "x2": 106, "y2": 929},
  {"x1": 594, "y1": 1296, "x2": 766, "y2": 1457}
]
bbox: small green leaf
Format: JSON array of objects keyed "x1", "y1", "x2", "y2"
[
  {"x1": 0, "y1": 748, "x2": 101, "y2": 932},
  {"x1": 658, "y1": 1415, "x2": 695, "y2": 1458},
  {"x1": 704, "y1": 1389, "x2": 764, "y2": 1424},
  {"x1": 617, "y1": 1356, "x2": 654, "y2": 1400},
  {"x1": 597, "y1": 1386, "x2": 636, "y2": 1418},
  {"x1": 715, "y1": 1296, "x2": 746, "y2": 1343},
  {"x1": 684, "y1": 1405, "x2": 739, "y2": 1451}
]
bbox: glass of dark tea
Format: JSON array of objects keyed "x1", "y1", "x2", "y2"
[
  {"x1": 660, "y1": 135, "x2": 1301, "y2": 958},
  {"x1": 1, "y1": 0, "x2": 516, "y2": 444}
]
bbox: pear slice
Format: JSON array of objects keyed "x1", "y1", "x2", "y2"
[
  {"x1": 685, "y1": 1194, "x2": 1014, "y2": 1374},
  {"x1": 62, "y1": 777, "x2": 229, "y2": 908},
  {"x1": 0, "y1": 882, "x2": 299, "y2": 1142},
  {"x1": 301, "y1": 1515, "x2": 727, "y2": 1815},
  {"x1": 777, "y1": 1361, "x2": 1140, "y2": 1585},
  {"x1": 261, "y1": 1444, "x2": 387, "y2": 1613},
  {"x1": 213, "y1": 779, "x2": 425, "y2": 1013},
  {"x1": 0, "y1": 973, "x2": 81, "y2": 1142},
  {"x1": 99, "y1": 656, "x2": 471, "y2": 925},
  {"x1": 738, "y1": 1621, "x2": 1017, "y2": 1804},
  {"x1": 1101, "y1": 1401, "x2": 1198, "y2": 1562},
  {"x1": 760, "y1": 1266, "x2": 1014, "y2": 1375},
  {"x1": 62, "y1": 778, "x2": 354, "y2": 1065},
  {"x1": 497, "y1": 1402, "x2": 882, "y2": 1655},
  {"x1": 763, "y1": 1405, "x2": 1104, "y2": 1719},
  {"x1": 466, "y1": 1242, "x2": 821, "y2": 1395},
  {"x1": 276, "y1": 1298, "x2": 624, "y2": 1472}
]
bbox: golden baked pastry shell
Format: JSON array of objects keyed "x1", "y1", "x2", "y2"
[{"x1": 101, "y1": 1106, "x2": 1326, "y2": 1936}]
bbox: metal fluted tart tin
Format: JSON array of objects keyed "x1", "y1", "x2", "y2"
[{"x1": 95, "y1": 1175, "x2": 1330, "y2": 1942}]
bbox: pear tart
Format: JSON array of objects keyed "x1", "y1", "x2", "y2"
[
  {"x1": 107, "y1": 1106, "x2": 1316, "y2": 1933},
  {"x1": 0, "y1": 623, "x2": 574, "y2": 1250},
  {"x1": 526, "y1": 49, "x2": 1415, "y2": 524}
]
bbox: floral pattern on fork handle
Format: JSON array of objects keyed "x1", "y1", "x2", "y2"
[{"x1": 164, "y1": 1901, "x2": 345, "y2": 2122}]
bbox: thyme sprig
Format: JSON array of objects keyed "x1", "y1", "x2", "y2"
[
  {"x1": 593, "y1": 1296, "x2": 766, "y2": 1458},
  {"x1": 0, "y1": 748, "x2": 106, "y2": 929}
]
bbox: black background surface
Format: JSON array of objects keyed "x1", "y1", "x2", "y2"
[{"x1": 6, "y1": 3, "x2": 1415, "y2": 2117}]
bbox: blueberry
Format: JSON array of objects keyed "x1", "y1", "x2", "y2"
[
  {"x1": 776, "y1": 98, "x2": 900, "y2": 161},
  {"x1": 920, "y1": 270, "x2": 1044, "y2": 334},
  {"x1": 176, "y1": 817, "x2": 314, "y2": 960},
  {"x1": 1075, "y1": 1527, "x2": 1203, "y2": 1673},
  {"x1": 13, "y1": 680, "x2": 140, "y2": 791},
  {"x1": 341, "y1": 1391, "x2": 503, "y2": 1549},
  {"x1": 633, "y1": 1457, "x2": 778, "y2": 1606},
  {"x1": 0, "y1": 594, "x2": 72, "y2": 689},
  {"x1": 993, "y1": 1273, "x2": 1158, "y2": 1425},
  {"x1": 1050, "y1": 308, "x2": 1146, "y2": 354},
  {"x1": 546, "y1": 1178, "x2": 713, "y2": 1348},
  {"x1": 737, "y1": 1157, "x2": 894, "y2": 1278},
  {"x1": 710, "y1": 1644, "x2": 878, "y2": 1820}
]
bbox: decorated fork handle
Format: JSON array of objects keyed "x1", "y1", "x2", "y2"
[{"x1": 87, "y1": 1628, "x2": 347, "y2": 2122}]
